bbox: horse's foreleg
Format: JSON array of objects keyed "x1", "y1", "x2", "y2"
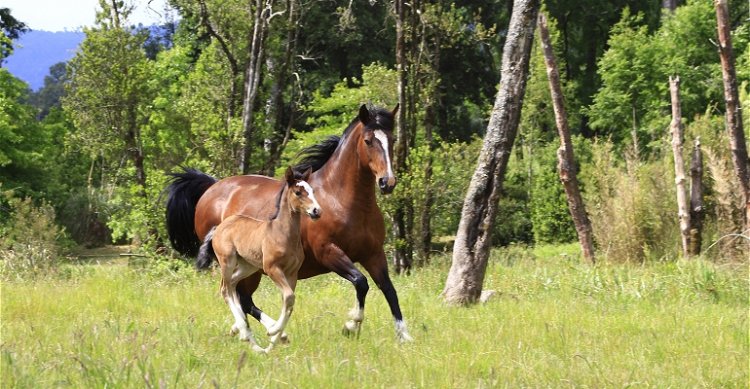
[
  {"x1": 364, "y1": 258, "x2": 414, "y2": 343},
  {"x1": 237, "y1": 274, "x2": 290, "y2": 343},
  {"x1": 264, "y1": 266, "x2": 296, "y2": 338},
  {"x1": 319, "y1": 243, "x2": 369, "y2": 337}
]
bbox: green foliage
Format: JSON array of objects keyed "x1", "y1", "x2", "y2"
[
  {"x1": 530, "y1": 142, "x2": 576, "y2": 244},
  {"x1": 0, "y1": 190, "x2": 66, "y2": 280},
  {"x1": 106, "y1": 168, "x2": 170, "y2": 247},
  {"x1": 588, "y1": 1, "x2": 723, "y2": 153},
  {"x1": 382, "y1": 138, "x2": 481, "y2": 248}
]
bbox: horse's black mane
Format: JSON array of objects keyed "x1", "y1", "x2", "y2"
[{"x1": 292, "y1": 106, "x2": 393, "y2": 174}]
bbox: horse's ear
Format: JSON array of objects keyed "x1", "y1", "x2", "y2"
[
  {"x1": 285, "y1": 166, "x2": 295, "y2": 185},
  {"x1": 302, "y1": 167, "x2": 312, "y2": 181},
  {"x1": 391, "y1": 103, "x2": 399, "y2": 116},
  {"x1": 359, "y1": 104, "x2": 370, "y2": 125}
]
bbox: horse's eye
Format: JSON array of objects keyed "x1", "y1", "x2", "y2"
[
  {"x1": 294, "y1": 191, "x2": 302, "y2": 196},
  {"x1": 364, "y1": 138, "x2": 372, "y2": 146}
]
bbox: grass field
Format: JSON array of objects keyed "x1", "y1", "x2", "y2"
[{"x1": 1, "y1": 245, "x2": 747, "y2": 388}]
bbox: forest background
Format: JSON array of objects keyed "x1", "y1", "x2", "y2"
[{"x1": 1, "y1": 0, "x2": 749, "y2": 276}]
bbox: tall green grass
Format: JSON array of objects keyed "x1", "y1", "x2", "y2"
[{"x1": 1, "y1": 249, "x2": 747, "y2": 388}]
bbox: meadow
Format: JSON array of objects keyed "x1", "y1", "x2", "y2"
[{"x1": 1, "y1": 245, "x2": 747, "y2": 388}]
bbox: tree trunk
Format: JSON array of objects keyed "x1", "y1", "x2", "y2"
[
  {"x1": 662, "y1": 0, "x2": 677, "y2": 12},
  {"x1": 538, "y1": 12, "x2": 595, "y2": 264},
  {"x1": 239, "y1": 0, "x2": 272, "y2": 174},
  {"x1": 689, "y1": 138, "x2": 704, "y2": 255},
  {"x1": 669, "y1": 76, "x2": 691, "y2": 257},
  {"x1": 261, "y1": 0, "x2": 298, "y2": 175},
  {"x1": 443, "y1": 0, "x2": 539, "y2": 305},
  {"x1": 392, "y1": 0, "x2": 412, "y2": 274},
  {"x1": 714, "y1": 0, "x2": 750, "y2": 231}
]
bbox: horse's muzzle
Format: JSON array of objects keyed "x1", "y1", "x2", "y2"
[
  {"x1": 309, "y1": 208, "x2": 322, "y2": 220},
  {"x1": 379, "y1": 176, "x2": 397, "y2": 194}
]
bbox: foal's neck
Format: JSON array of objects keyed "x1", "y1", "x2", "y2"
[{"x1": 270, "y1": 186, "x2": 301, "y2": 240}]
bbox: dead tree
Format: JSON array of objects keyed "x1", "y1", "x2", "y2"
[
  {"x1": 669, "y1": 76, "x2": 691, "y2": 257},
  {"x1": 689, "y1": 138, "x2": 704, "y2": 255},
  {"x1": 443, "y1": 0, "x2": 539, "y2": 305},
  {"x1": 714, "y1": 0, "x2": 750, "y2": 231},
  {"x1": 538, "y1": 12, "x2": 596, "y2": 264}
]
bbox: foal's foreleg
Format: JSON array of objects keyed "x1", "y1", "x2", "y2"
[
  {"x1": 265, "y1": 267, "x2": 296, "y2": 338},
  {"x1": 236, "y1": 275, "x2": 290, "y2": 343}
]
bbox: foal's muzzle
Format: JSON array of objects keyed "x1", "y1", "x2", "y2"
[
  {"x1": 309, "y1": 207, "x2": 322, "y2": 220},
  {"x1": 378, "y1": 176, "x2": 397, "y2": 194}
]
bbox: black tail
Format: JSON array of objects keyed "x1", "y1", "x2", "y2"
[
  {"x1": 196, "y1": 226, "x2": 216, "y2": 270},
  {"x1": 165, "y1": 167, "x2": 217, "y2": 257}
]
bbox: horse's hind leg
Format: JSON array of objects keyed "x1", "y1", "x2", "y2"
[{"x1": 237, "y1": 274, "x2": 290, "y2": 343}]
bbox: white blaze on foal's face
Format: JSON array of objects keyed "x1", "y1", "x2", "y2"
[{"x1": 296, "y1": 180, "x2": 320, "y2": 217}]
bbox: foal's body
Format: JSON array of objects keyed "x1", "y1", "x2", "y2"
[{"x1": 207, "y1": 168, "x2": 320, "y2": 352}]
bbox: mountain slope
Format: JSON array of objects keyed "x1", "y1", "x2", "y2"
[{"x1": 4, "y1": 30, "x2": 84, "y2": 91}]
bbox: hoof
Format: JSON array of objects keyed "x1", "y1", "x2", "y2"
[
  {"x1": 342, "y1": 320, "x2": 361, "y2": 338},
  {"x1": 397, "y1": 331, "x2": 414, "y2": 343},
  {"x1": 252, "y1": 344, "x2": 269, "y2": 354},
  {"x1": 271, "y1": 333, "x2": 290, "y2": 345}
]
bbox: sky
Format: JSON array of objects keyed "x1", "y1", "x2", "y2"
[{"x1": 4, "y1": 0, "x2": 172, "y2": 31}]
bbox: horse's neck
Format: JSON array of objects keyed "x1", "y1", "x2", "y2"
[{"x1": 317, "y1": 131, "x2": 377, "y2": 206}]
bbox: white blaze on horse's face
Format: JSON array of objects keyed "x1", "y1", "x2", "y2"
[
  {"x1": 296, "y1": 180, "x2": 321, "y2": 219},
  {"x1": 374, "y1": 129, "x2": 396, "y2": 194}
]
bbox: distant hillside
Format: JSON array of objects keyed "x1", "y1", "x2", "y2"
[{"x1": 4, "y1": 30, "x2": 84, "y2": 91}]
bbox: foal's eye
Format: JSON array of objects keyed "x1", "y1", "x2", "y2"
[
  {"x1": 294, "y1": 191, "x2": 302, "y2": 196},
  {"x1": 364, "y1": 138, "x2": 372, "y2": 146}
]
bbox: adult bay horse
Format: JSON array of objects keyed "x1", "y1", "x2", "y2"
[
  {"x1": 165, "y1": 104, "x2": 413, "y2": 342},
  {"x1": 207, "y1": 167, "x2": 321, "y2": 353}
]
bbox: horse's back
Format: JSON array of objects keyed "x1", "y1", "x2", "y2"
[{"x1": 195, "y1": 175, "x2": 282, "y2": 241}]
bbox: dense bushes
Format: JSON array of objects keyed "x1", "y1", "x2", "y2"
[{"x1": 0, "y1": 190, "x2": 66, "y2": 279}]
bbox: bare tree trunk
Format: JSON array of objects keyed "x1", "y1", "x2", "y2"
[
  {"x1": 714, "y1": 0, "x2": 750, "y2": 231},
  {"x1": 419, "y1": 39, "x2": 440, "y2": 267},
  {"x1": 689, "y1": 138, "x2": 704, "y2": 255},
  {"x1": 443, "y1": 0, "x2": 539, "y2": 305},
  {"x1": 538, "y1": 12, "x2": 595, "y2": 264},
  {"x1": 261, "y1": 0, "x2": 298, "y2": 175},
  {"x1": 669, "y1": 76, "x2": 691, "y2": 257},
  {"x1": 392, "y1": 0, "x2": 412, "y2": 274},
  {"x1": 239, "y1": 0, "x2": 273, "y2": 174},
  {"x1": 662, "y1": 0, "x2": 677, "y2": 12}
]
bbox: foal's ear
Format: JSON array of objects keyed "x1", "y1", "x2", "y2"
[
  {"x1": 285, "y1": 166, "x2": 295, "y2": 185},
  {"x1": 302, "y1": 167, "x2": 312, "y2": 181},
  {"x1": 358, "y1": 104, "x2": 370, "y2": 125},
  {"x1": 391, "y1": 103, "x2": 399, "y2": 116}
]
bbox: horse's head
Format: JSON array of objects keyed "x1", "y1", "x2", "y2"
[
  {"x1": 357, "y1": 104, "x2": 398, "y2": 194},
  {"x1": 285, "y1": 167, "x2": 321, "y2": 220}
]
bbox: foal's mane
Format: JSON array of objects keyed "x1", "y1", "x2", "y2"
[{"x1": 292, "y1": 106, "x2": 394, "y2": 174}]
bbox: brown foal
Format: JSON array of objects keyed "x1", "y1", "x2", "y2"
[{"x1": 205, "y1": 167, "x2": 320, "y2": 353}]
